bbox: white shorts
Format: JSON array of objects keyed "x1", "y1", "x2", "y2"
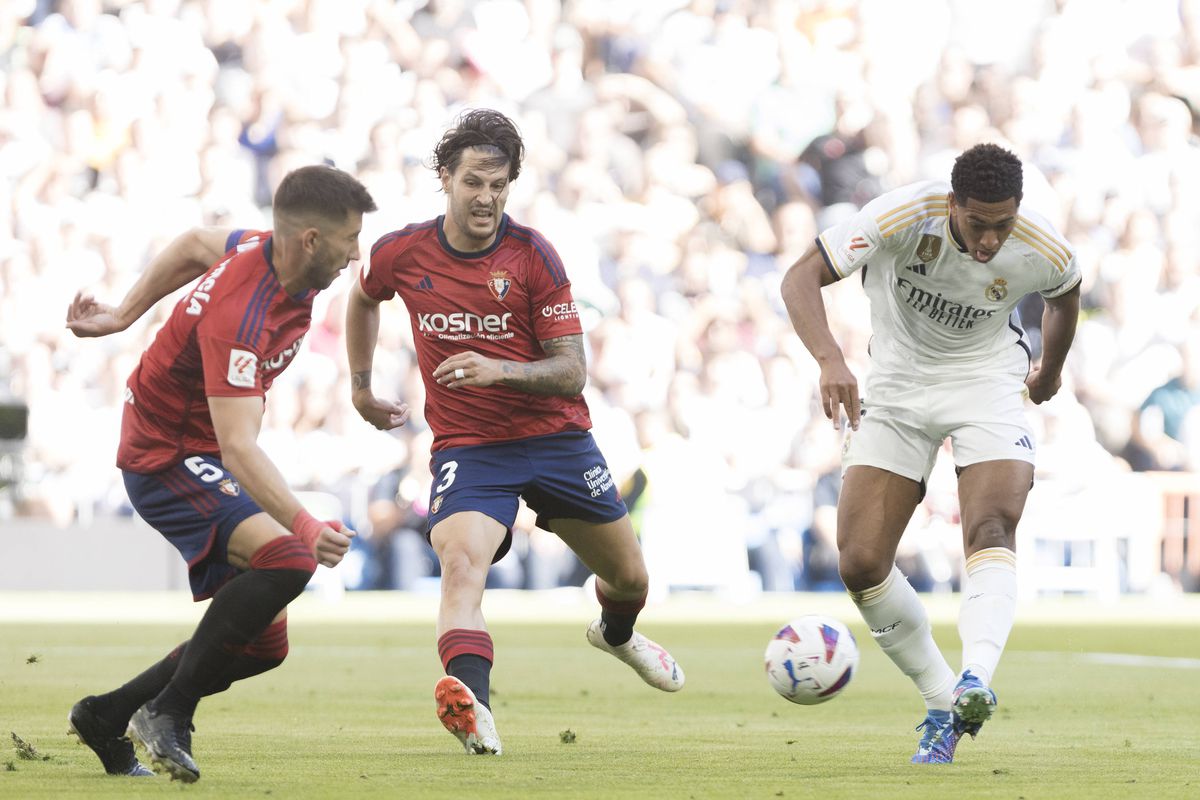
[{"x1": 842, "y1": 369, "x2": 1035, "y2": 485}]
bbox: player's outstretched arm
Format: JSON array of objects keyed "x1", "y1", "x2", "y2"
[
  {"x1": 780, "y1": 245, "x2": 861, "y2": 430},
  {"x1": 434, "y1": 334, "x2": 587, "y2": 397},
  {"x1": 66, "y1": 227, "x2": 236, "y2": 338},
  {"x1": 345, "y1": 280, "x2": 411, "y2": 430},
  {"x1": 209, "y1": 395, "x2": 355, "y2": 567},
  {"x1": 1026, "y1": 283, "x2": 1080, "y2": 404}
]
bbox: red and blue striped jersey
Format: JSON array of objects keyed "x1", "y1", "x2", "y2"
[
  {"x1": 361, "y1": 214, "x2": 590, "y2": 451},
  {"x1": 117, "y1": 230, "x2": 315, "y2": 473}
]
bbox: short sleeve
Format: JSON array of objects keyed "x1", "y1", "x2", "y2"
[
  {"x1": 525, "y1": 236, "x2": 582, "y2": 340},
  {"x1": 197, "y1": 314, "x2": 265, "y2": 398},
  {"x1": 1039, "y1": 253, "x2": 1082, "y2": 299},
  {"x1": 360, "y1": 237, "x2": 397, "y2": 302},
  {"x1": 814, "y1": 206, "x2": 885, "y2": 281}
]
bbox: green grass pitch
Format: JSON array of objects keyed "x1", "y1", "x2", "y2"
[{"x1": 2, "y1": 598, "x2": 1198, "y2": 799}]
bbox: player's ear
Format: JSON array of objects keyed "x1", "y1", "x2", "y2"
[
  {"x1": 300, "y1": 226, "x2": 320, "y2": 253},
  {"x1": 438, "y1": 166, "x2": 451, "y2": 193}
]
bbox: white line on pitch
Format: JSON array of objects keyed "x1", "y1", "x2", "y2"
[{"x1": 1019, "y1": 651, "x2": 1200, "y2": 669}]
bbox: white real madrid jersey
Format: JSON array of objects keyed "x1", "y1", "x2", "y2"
[{"x1": 816, "y1": 180, "x2": 1081, "y2": 380}]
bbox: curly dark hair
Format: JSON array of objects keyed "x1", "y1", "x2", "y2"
[
  {"x1": 950, "y1": 143, "x2": 1023, "y2": 204},
  {"x1": 432, "y1": 109, "x2": 525, "y2": 181}
]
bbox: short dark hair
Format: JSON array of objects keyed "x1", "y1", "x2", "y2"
[
  {"x1": 273, "y1": 165, "x2": 377, "y2": 224},
  {"x1": 432, "y1": 109, "x2": 525, "y2": 181},
  {"x1": 950, "y1": 143, "x2": 1023, "y2": 204}
]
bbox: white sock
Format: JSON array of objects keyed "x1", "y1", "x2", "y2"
[
  {"x1": 958, "y1": 547, "x2": 1018, "y2": 686},
  {"x1": 849, "y1": 564, "x2": 956, "y2": 711}
]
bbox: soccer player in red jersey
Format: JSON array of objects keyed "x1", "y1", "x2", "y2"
[
  {"x1": 64, "y1": 165, "x2": 376, "y2": 781},
  {"x1": 346, "y1": 109, "x2": 685, "y2": 755}
]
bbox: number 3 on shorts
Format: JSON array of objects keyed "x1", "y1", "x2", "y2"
[{"x1": 435, "y1": 460, "x2": 459, "y2": 492}]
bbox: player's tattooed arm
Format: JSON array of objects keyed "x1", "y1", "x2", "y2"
[
  {"x1": 351, "y1": 371, "x2": 371, "y2": 391},
  {"x1": 500, "y1": 334, "x2": 587, "y2": 397}
]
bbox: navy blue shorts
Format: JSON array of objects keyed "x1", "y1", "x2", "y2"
[
  {"x1": 123, "y1": 455, "x2": 263, "y2": 600},
  {"x1": 427, "y1": 431, "x2": 628, "y2": 563}
]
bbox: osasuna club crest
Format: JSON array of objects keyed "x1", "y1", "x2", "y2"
[{"x1": 486, "y1": 270, "x2": 512, "y2": 301}]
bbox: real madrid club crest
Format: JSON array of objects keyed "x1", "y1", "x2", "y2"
[
  {"x1": 486, "y1": 270, "x2": 512, "y2": 301},
  {"x1": 218, "y1": 478, "x2": 241, "y2": 497},
  {"x1": 985, "y1": 278, "x2": 1008, "y2": 302},
  {"x1": 431, "y1": 495, "x2": 444, "y2": 514},
  {"x1": 916, "y1": 233, "x2": 942, "y2": 263}
]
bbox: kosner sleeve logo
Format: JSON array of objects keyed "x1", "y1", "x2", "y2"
[{"x1": 227, "y1": 348, "x2": 258, "y2": 388}]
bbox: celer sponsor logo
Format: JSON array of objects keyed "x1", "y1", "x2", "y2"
[
  {"x1": 417, "y1": 311, "x2": 513, "y2": 333},
  {"x1": 263, "y1": 335, "x2": 304, "y2": 372},
  {"x1": 542, "y1": 301, "x2": 578, "y2": 319},
  {"x1": 871, "y1": 621, "x2": 901, "y2": 635},
  {"x1": 583, "y1": 464, "x2": 614, "y2": 498},
  {"x1": 896, "y1": 276, "x2": 997, "y2": 330}
]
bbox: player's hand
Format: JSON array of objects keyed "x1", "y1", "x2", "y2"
[
  {"x1": 433, "y1": 352, "x2": 504, "y2": 389},
  {"x1": 314, "y1": 520, "x2": 356, "y2": 568},
  {"x1": 818, "y1": 358, "x2": 861, "y2": 431},
  {"x1": 351, "y1": 390, "x2": 411, "y2": 430},
  {"x1": 66, "y1": 291, "x2": 127, "y2": 338},
  {"x1": 1024, "y1": 365, "x2": 1061, "y2": 405}
]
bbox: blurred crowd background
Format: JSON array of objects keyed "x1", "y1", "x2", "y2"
[{"x1": 2, "y1": 0, "x2": 1198, "y2": 595}]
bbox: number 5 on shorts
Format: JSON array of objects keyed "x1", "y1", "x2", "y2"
[{"x1": 184, "y1": 456, "x2": 224, "y2": 483}]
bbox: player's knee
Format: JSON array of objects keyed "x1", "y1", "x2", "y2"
[
  {"x1": 838, "y1": 549, "x2": 890, "y2": 592},
  {"x1": 964, "y1": 516, "x2": 1017, "y2": 552},
  {"x1": 249, "y1": 536, "x2": 318, "y2": 596},
  {"x1": 602, "y1": 563, "x2": 649, "y2": 597},
  {"x1": 437, "y1": 546, "x2": 489, "y2": 590}
]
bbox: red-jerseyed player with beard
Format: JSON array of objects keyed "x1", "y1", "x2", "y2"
[
  {"x1": 64, "y1": 165, "x2": 376, "y2": 781},
  {"x1": 346, "y1": 109, "x2": 684, "y2": 755}
]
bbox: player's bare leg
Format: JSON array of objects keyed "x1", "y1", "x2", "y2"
[
  {"x1": 836, "y1": 466, "x2": 960, "y2": 763},
  {"x1": 952, "y1": 460, "x2": 1030, "y2": 738},
  {"x1": 554, "y1": 515, "x2": 684, "y2": 692},
  {"x1": 430, "y1": 512, "x2": 506, "y2": 754}
]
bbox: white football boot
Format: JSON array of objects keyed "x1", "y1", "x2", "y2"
[
  {"x1": 434, "y1": 676, "x2": 502, "y2": 755},
  {"x1": 586, "y1": 620, "x2": 685, "y2": 692}
]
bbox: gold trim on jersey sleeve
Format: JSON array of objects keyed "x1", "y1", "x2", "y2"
[
  {"x1": 1014, "y1": 217, "x2": 1071, "y2": 272},
  {"x1": 1011, "y1": 226, "x2": 1068, "y2": 274},
  {"x1": 877, "y1": 195, "x2": 949, "y2": 238}
]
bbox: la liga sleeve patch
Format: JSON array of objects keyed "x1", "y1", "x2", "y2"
[
  {"x1": 227, "y1": 348, "x2": 259, "y2": 388},
  {"x1": 838, "y1": 229, "x2": 875, "y2": 269}
]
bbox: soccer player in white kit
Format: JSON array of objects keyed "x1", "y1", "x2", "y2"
[{"x1": 781, "y1": 144, "x2": 1081, "y2": 764}]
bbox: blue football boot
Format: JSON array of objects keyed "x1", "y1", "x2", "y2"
[
  {"x1": 952, "y1": 669, "x2": 997, "y2": 738},
  {"x1": 911, "y1": 709, "x2": 959, "y2": 764}
]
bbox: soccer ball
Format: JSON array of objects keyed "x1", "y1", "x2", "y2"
[{"x1": 764, "y1": 615, "x2": 859, "y2": 705}]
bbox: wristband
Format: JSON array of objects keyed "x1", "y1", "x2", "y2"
[{"x1": 291, "y1": 509, "x2": 324, "y2": 549}]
